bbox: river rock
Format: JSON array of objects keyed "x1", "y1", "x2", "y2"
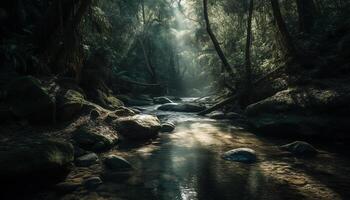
[
  {"x1": 7, "y1": 76, "x2": 54, "y2": 123},
  {"x1": 280, "y1": 141, "x2": 318, "y2": 156},
  {"x1": 56, "y1": 89, "x2": 85, "y2": 121},
  {"x1": 222, "y1": 148, "x2": 257, "y2": 163},
  {"x1": 160, "y1": 122, "x2": 175, "y2": 132},
  {"x1": 0, "y1": 139, "x2": 74, "y2": 185},
  {"x1": 157, "y1": 103, "x2": 205, "y2": 112},
  {"x1": 153, "y1": 97, "x2": 173, "y2": 104},
  {"x1": 116, "y1": 114, "x2": 161, "y2": 140},
  {"x1": 75, "y1": 153, "x2": 99, "y2": 167},
  {"x1": 72, "y1": 127, "x2": 118, "y2": 152},
  {"x1": 84, "y1": 177, "x2": 102, "y2": 189},
  {"x1": 106, "y1": 95, "x2": 124, "y2": 109},
  {"x1": 104, "y1": 155, "x2": 133, "y2": 171}
]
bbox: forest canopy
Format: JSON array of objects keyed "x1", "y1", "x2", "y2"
[{"x1": 1, "y1": 0, "x2": 348, "y2": 98}]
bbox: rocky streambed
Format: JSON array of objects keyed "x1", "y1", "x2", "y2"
[{"x1": 2, "y1": 98, "x2": 350, "y2": 200}]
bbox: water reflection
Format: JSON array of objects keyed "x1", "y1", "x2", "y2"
[{"x1": 100, "y1": 105, "x2": 350, "y2": 200}]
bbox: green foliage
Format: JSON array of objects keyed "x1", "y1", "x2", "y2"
[{"x1": 1, "y1": 0, "x2": 349, "y2": 96}]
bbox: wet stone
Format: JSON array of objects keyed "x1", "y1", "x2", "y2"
[
  {"x1": 76, "y1": 153, "x2": 99, "y2": 167},
  {"x1": 160, "y1": 122, "x2": 175, "y2": 133},
  {"x1": 222, "y1": 148, "x2": 257, "y2": 163},
  {"x1": 104, "y1": 155, "x2": 133, "y2": 171},
  {"x1": 280, "y1": 141, "x2": 318, "y2": 157}
]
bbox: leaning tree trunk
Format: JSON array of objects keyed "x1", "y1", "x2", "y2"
[
  {"x1": 296, "y1": 0, "x2": 317, "y2": 33},
  {"x1": 139, "y1": 0, "x2": 158, "y2": 84},
  {"x1": 203, "y1": 0, "x2": 234, "y2": 76},
  {"x1": 270, "y1": 0, "x2": 298, "y2": 60},
  {"x1": 240, "y1": 0, "x2": 254, "y2": 107}
]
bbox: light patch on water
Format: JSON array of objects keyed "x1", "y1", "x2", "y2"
[
  {"x1": 179, "y1": 176, "x2": 198, "y2": 200},
  {"x1": 180, "y1": 185, "x2": 197, "y2": 200},
  {"x1": 136, "y1": 144, "x2": 160, "y2": 158},
  {"x1": 170, "y1": 123, "x2": 223, "y2": 148}
]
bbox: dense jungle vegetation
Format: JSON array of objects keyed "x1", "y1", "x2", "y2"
[{"x1": 1, "y1": 0, "x2": 350, "y2": 199}]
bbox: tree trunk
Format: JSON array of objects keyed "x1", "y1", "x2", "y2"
[
  {"x1": 241, "y1": 0, "x2": 254, "y2": 106},
  {"x1": 138, "y1": 37, "x2": 157, "y2": 84},
  {"x1": 203, "y1": 0, "x2": 234, "y2": 76},
  {"x1": 139, "y1": 0, "x2": 157, "y2": 84},
  {"x1": 270, "y1": 0, "x2": 298, "y2": 60},
  {"x1": 51, "y1": 0, "x2": 93, "y2": 76},
  {"x1": 296, "y1": 0, "x2": 317, "y2": 33}
]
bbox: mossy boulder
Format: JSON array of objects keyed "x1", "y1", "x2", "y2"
[
  {"x1": 246, "y1": 86, "x2": 350, "y2": 138},
  {"x1": 115, "y1": 114, "x2": 161, "y2": 140},
  {"x1": 56, "y1": 90, "x2": 85, "y2": 121},
  {"x1": 72, "y1": 126, "x2": 118, "y2": 152},
  {"x1": 0, "y1": 139, "x2": 74, "y2": 186},
  {"x1": 106, "y1": 95, "x2": 124, "y2": 109},
  {"x1": 245, "y1": 87, "x2": 350, "y2": 116},
  {"x1": 7, "y1": 76, "x2": 54, "y2": 123}
]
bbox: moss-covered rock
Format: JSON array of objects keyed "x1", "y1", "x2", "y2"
[
  {"x1": 72, "y1": 126, "x2": 118, "y2": 152},
  {"x1": 56, "y1": 89, "x2": 85, "y2": 121},
  {"x1": 7, "y1": 76, "x2": 54, "y2": 123},
  {"x1": 0, "y1": 139, "x2": 74, "y2": 186},
  {"x1": 245, "y1": 87, "x2": 348, "y2": 116},
  {"x1": 246, "y1": 86, "x2": 350, "y2": 138},
  {"x1": 106, "y1": 95, "x2": 124, "y2": 109}
]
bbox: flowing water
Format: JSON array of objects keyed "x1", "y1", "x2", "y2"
[
  {"x1": 91, "y1": 99, "x2": 350, "y2": 200},
  {"x1": 69, "y1": 99, "x2": 350, "y2": 200}
]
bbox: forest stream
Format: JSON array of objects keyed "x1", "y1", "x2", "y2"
[
  {"x1": 55, "y1": 98, "x2": 350, "y2": 200},
  {"x1": 2, "y1": 1, "x2": 350, "y2": 200}
]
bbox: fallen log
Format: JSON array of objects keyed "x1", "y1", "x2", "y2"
[
  {"x1": 197, "y1": 66, "x2": 285, "y2": 115},
  {"x1": 198, "y1": 95, "x2": 237, "y2": 115}
]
